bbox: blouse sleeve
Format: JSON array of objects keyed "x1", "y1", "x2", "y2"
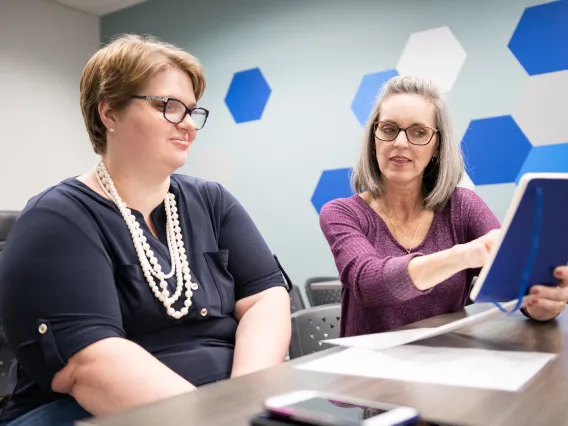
[
  {"x1": 213, "y1": 185, "x2": 287, "y2": 301},
  {"x1": 0, "y1": 207, "x2": 125, "y2": 390}
]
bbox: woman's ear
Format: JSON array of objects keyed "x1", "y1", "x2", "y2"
[
  {"x1": 433, "y1": 141, "x2": 440, "y2": 158},
  {"x1": 98, "y1": 101, "x2": 116, "y2": 132}
]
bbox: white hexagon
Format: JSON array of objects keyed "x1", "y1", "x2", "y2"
[
  {"x1": 396, "y1": 27, "x2": 466, "y2": 92},
  {"x1": 474, "y1": 183, "x2": 517, "y2": 224},
  {"x1": 512, "y1": 70, "x2": 568, "y2": 146}
]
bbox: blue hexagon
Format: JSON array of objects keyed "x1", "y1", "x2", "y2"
[
  {"x1": 508, "y1": 0, "x2": 568, "y2": 76},
  {"x1": 224, "y1": 68, "x2": 271, "y2": 123},
  {"x1": 311, "y1": 168, "x2": 354, "y2": 214},
  {"x1": 351, "y1": 69, "x2": 399, "y2": 126},
  {"x1": 517, "y1": 142, "x2": 568, "y2": 182},
  {"x1": 461, "y1": 115, "x2": 532, "y2": 185}
]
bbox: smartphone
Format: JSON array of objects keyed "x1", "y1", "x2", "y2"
[{"x1": 263, "y1": 390, "x2": 420, "y2": 426}]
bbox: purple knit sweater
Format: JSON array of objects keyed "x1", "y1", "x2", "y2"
[{"x1": 319, "y1": 188, "x2": 500, "y2": 337}]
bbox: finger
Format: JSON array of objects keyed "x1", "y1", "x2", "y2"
[
  {"x1": 521, "y1": 295, "x2": 531, "y2": 306},
  {"x1": 525, "y1": 304, "x2": 562, "y2": 322},
  {"x1": 529, "y1": 285, "x2": 566, "y2": 301},
  {"x1": 554, "y1": 266, "x2": 568, "y2": 287},
  {"x1": 526, "y1": 296, "x2": 565, "y2": 315}
]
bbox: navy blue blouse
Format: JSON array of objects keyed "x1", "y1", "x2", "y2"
[{"x1": 0, "y1": 175, "x2": 288, "y2": 421}]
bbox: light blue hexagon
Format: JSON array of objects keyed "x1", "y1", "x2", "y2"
[
  {"x1": 508, "y1": 0, "x2": 568, "y2": 75},
  {"x1": 224, "y1": 68, "x2": 271, "y2": 123},
  {"x1": 311, "y1": 168, "x2": 354, "y2": 214},
  {"x1": 517, "y1": 142, "x2": 568, "y2": 182},
  {"x1": 351, "y1": 69, "x2": 399, "y2": 126},
  {"x1": 461, "y1": 115, "x2": 532, "y2": 185}
]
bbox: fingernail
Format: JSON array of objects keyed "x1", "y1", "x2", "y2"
[
  {"x1": 530, "y1": 288, "x2": 540, "y2": 295},
  {"x1": 530, "y1": 298, "x2": 539, "y2": 305},
  {"x1": 555, "y1": 268, "x2": 564, "y2": 278}
]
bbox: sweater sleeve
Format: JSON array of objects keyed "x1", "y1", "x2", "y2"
[
  {"x1": 319, "y1": 199, "x2": 430, "y2": 308},
  {"x1": 455, "y1": 188, "x2": 501, "y2": 305}
]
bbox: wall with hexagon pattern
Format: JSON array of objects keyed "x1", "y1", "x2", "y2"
[{"x1": 102, "y1": 0, "x2": 568, "y2": 289}]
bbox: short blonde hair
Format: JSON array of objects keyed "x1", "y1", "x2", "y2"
[
  {"x1": 352, "y1": 75, "x2": 464, "y2": 211},
  {"x1": 80, "y1": 34, "x2": 206, "y2": 154}
]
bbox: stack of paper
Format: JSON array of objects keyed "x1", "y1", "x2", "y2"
[
  {"x1": 324, "y1": 300, "x2": 521, "y2": 351},
  {"x1": 297, "y1": 345, "x2": 556, "y2": 391},
  {"x1": 296, "y1": 301, "x2": 556, "y2": 391}
]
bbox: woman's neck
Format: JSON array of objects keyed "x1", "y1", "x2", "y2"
[
  {"x1": 100, "y1": 157, "x2": 171, "y2": 219},
  {"x1": 380, "y1": 180, "x2": 423, "y2": 222}
]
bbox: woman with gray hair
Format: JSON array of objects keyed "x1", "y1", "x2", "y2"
[{"x1": 319, "y1": 76, "x2": 568, "y2": 337}]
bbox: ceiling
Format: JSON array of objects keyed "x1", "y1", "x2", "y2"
[{"x1": 49, "y1": 0, "x2": 149, "y2": 16}]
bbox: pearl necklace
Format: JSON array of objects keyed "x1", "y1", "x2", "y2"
[{"x1": 95, "y1": 161, "x2": 198, "y2": 319}]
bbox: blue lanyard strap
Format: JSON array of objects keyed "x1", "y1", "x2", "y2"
[{"x1": 487, "y1": 186, "x2": 543, "y2": 314}]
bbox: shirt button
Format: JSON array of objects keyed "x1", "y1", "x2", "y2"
[
  {"x1": 200, "y1": 308, "x2": 208, "y2": 317},
  {"x1": 38, "y1": 323, "x2": 48, "y2": 334}
]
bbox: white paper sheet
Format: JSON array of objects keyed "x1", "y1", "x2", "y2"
[
  {"x1": 297, "y1": 345, "x2": 556, "y2": 391},
  {"x1": 324, "y1": 328, "x2": 440, "y2": 351},
  {"x1": 324, "y1": 301, "x2": 519, "y2": 351}
]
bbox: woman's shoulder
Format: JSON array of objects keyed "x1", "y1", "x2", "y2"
[
  {"x1": 7, "y1": 179, "x2": 104, "y2": 249},
  {"x1": 171, "y1": 173, "x2": 218, "y2": 191},
  {"x1": 450, "y1": 186, "x2": 481, "y2": 202},
  {"x1": 172, "y1": 174, "x2": 231, "y2": 200},
  {"x1": 445, "y1": 186, "x2": 498, "y2": 229},
  {"x1": 320, "y1": 194, "x2": 366, "y2": 217},
  {"x1": 447, "y1": 186, "x2": 486, "y2": 212},
  {"x1": 19, "y1": 178, "x2": 94, "y2": 219},
  {"x1": 171, "y1": 174, "x2": 238, "y2": 216},
  {"x1": 319, "y1": 194, "x2": 374, "y2": 233}
]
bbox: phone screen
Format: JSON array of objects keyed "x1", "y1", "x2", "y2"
[{"x1": 275, "y1": 396, "x2": 390, "y2": 425}]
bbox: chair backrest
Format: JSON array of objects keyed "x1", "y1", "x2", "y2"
[
  {"x1": 0, "y1": 346, "x2": 13, "y2": 399},
  {"x1": 289, "y1": 285, "x2": 305, "y2": 314},
  {"x1": 305, "y1": 277, "x2": 341, "y2": 306},
  {"x1": 0, "y1": 211, "x2": 19, "y2": 252},
  {"x1": 289, "y1": 304, "x2": 341, "y2": 359},
  {"x1": 0, "y1": 211, "x2": 18, "y2": 398}
]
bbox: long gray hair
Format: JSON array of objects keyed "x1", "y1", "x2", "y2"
[{"x1": 351, "y1": 75, "x2": 464, "y2": 211}]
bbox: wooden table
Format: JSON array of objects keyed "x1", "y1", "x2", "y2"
[{"x1": 78, "y1": 304, "x2": 568, "y2": 426}]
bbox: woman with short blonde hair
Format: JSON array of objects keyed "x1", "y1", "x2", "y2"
[
  {"x1": 0, "y1": 34, "x2": 291, "y2": 425},
  {"x1": 320, "y1": 75, "x2": 568, "y2": 338}
]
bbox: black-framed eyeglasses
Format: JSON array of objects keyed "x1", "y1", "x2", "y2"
[
  {"x1": 374, "y1": 121, "x2": 438, "y2": 146},
  {"x1": 131, "y1": 95, "x2": 209, "y2": 130}
]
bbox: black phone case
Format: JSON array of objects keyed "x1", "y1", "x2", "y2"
[{"x1": 250, "y1": 412, "x2": 309, "y2": 426}]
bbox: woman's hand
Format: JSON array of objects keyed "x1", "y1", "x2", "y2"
[
  {"x1": 455, "y1": 229, "x2": 501, "y2": 269},
  {"x1": 524, "y1": 266, "x2": 568, "y2": 321}
]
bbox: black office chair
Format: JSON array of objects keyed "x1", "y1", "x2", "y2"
[
  {"x1": 289, "y1": 304, "x2": 341, "y2": 359},
  {"x1": 289, "y1": 285, "x2": 306, "y2": 313},
  {"x1": 0, "y1": 211, "x2": 19, "y2": 399},
  {"x1": 0, "y1": 211, "x2": 19, "y2": 252},
  {"x1": 305, "y1": 276, "x2": 341, "y2": 307}
]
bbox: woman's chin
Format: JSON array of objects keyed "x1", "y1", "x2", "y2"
[
  {"x1": 164, "y1": 152, "x2": 190, "y2": 173},
  {"x1": 382, "y1": 170, "x2": 424, "y2": 187}
]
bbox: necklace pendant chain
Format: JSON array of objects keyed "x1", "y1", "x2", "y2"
[
  {"x1": 95, "y1": 160, "x2": 198, "y2": 319},
  {"x1": 376, "y1": 197, "x2": 423, "y2": 255}
]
